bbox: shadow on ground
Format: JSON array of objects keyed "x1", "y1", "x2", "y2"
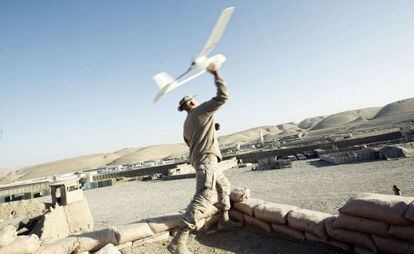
[
  {"x1": 194, "y1": 227, "x2": 349, "y2": 254},
  {"x1": 308, "y1": 160, "x2": 332, "y2": 168},
  {"x1": 122, "y1": 227, "x2": 349, "y2": 254}
]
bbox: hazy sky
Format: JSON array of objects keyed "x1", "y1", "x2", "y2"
[{"x1": 1, "y1": 1, "x2": 414, "y2": 169}]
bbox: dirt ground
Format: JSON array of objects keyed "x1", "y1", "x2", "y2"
[
  {"x1": 84, "y1": 158, "x2": 414, "y2": 229},
  {"x1": 82, "y1": 158, "x2": 414, "y2": 253},
  {"x1": 120, "y1": 227, "x2": 348, "y2": 254}
]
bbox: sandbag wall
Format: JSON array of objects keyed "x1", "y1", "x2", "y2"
[
  {"x1": 0, "y1": 225, "x2": 40, "y2": 254},
  {"x1": 320, "y1": 148, "x2": 379, "y2": 165},
  {"x1": 254, "y1": 157, "x2": 292, "y2": 170},
  {"x1": 5, "y1": 205, "x2": 220, "y2": 254},
  {"x1": 230, "y1": 192, "x2": 414, "y2": 254}
]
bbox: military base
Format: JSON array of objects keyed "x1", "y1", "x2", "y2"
[
  {"x1": 1, "y1": 97, "x2": 414, "y2": 253},
  {"x1": 2, "y1": 2, "x2": 414, "y2": 254}
]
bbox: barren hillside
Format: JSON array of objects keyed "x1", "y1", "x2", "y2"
[{"x1": 1, "y1": 98, "x2": 413, "y2": 184}]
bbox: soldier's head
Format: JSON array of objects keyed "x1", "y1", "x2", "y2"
[{"x1": 178, "y1": 95, "x2": 198, "y2": 112}]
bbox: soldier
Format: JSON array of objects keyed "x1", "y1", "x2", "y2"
[
  {"x1": 393, "y1": 184, "x2": 401, "y2": 196},
  {"x1": 168, "y1": 64, "x2": 241, "y2": 254}
]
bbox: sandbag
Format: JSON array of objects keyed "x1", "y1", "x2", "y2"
[
  {"x1": 305, "y1": 232, "x2": 350, "y2": 251},
  {"x1": 243, "y1": 214, "x2": 271, "y2": 233},
  {"x1": 0, "y1": 234, "x2": 40, "y2": 254},
  {"x1": 305, "y1": 232, "x2": 322, "y2": 242},
  {"x1": 114, "y1": 222, "x2": 154, "y2": 245},
  {"x1": 327, "y1": 239, "x2": 351, "y2": 251},
  {"x1": 379, "y1": 145, "x2": 409, "y2": 160},
  {"x1": 333, "y1": 213, "x2": 389, "y2": 237},
  {"x1": 354, "y1": 246, "x2": 376, "y2": 254},
  {"x1": 232, "y1": 198, "x2": 265, "y2": 216},
  {"x1": 405, "y1": 201, "x2": 414, "y2": 222},
  {"x1": 95, "y1": 243, "x2": 121, "y2": 254},
  {"x1": 271, "y1": 224, "x2": 305, "y2": 241},
  {"x1": 287, "y1": 208, "x2": 331, "y2": 240},
  {"x1": 31, "y1": 205, "x2": 70, "y2": 243},
  {"x1": 339, "y1": 193, "x2": 414, "y2": 225},
  {"x1": 33, "y1": 237, "x2": 79, "y2": 254},
  {"x1": 388, "y1": 225, "x2": 414, "y2": 242},
  {"x1": 230, "y1": 187, "x2": 250, "y2": 202},
  {"x1": 325, "y1": 217, "x2": 376, "y2": 252},
  {"x1": 0, "y1": 225, "x2": 16, "y2": 247},
  {"x1": 254, "y1": 202, "x2": 297, "y2": 224},
  {"x1": 130, "y1": 231, "x2": 169, "y2": 246},
  {"x1": 64, "y1": 198, "x2": 94, "y2": 235},
  {"x1": 372, "y1": 235, "x2": 414, "y2": 254},
  {"x1": 146, "y1": 214, "x2": 181, "y2": 234},
  {"x1": 229, "y1": 209, "x2": 244, "y2": 223},
  {"x1": 75, "y1": 228, "x2": 118, "y2": 253},
  {"x1": 0, "y1": 199, "x2": 46, "y2": 222}
]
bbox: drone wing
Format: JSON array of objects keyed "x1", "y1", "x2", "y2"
[
  {"x1": 153, "y1": 72, "x2": 176, "y2": 90},
  {"x1": 197, "y1": 7, "x2": 235, "y2": 58},
  {"x1": 153, "y1": 70, "x2": 207, "y2": 103}
]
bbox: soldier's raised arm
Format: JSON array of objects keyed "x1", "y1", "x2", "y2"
[{"x1": 198, "y1": 64, "x2": 229, "y2": 114}]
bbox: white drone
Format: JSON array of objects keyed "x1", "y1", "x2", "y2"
[{"x1": 153, "y1": 7, "x2": 235, "y2": 103}]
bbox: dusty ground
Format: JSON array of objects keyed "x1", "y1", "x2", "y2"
[
  {"x1": 82, "y1": 158, "x2": 414, "y2": 253},
  {"x1": 120, "y1": 227, "x2": 347, "y2": 254},
  {"x1": 85, "y1": 158, "x2": 414, "y2": 229}
]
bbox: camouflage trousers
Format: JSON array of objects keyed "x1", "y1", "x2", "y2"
[{"x1": 180, "y1": 153, "x2": 231, "y2": 231}]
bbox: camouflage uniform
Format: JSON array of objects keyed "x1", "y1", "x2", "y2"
[
  {"x1": 180, "y1": 77, "x2": 230, "y2": 231},
  {"x1": 180, "y1": 153, "x2": 231, "y2": 231}
]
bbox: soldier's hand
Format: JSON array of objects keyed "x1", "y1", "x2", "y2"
[{"x1": 207, "y1": 63, "x2": 221, "y2": 78}]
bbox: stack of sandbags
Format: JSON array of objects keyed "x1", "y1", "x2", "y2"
[
  {"x1": 0, "y1": 199, "x2": 46, "y2": 222},
  {"x1": 30, "y1": 197, "x2": 94, "y2": 243},
  {"x1": 34, "y1": 213, "x2": 182, "y2": 253},
  {"x1": 230, "y1": 187, "x2": 251, "y2": 202},
  {"x1": 30, "y1": 205, "x2": 71, "y2": 243},
  {"x1": 330, "y1": 193, "x2": 414, "y2": 254},
  {"x1": 229, "y1": 188, "x2": 350, "y2": 251},
  {"x1": 85, "y1": 208, "x2": 217, "y2": 253},
  {"x1": 34, "y1": 237, "x2": 79, "y2": 254},
  {"x1": 257, "y1": 203, "x2": 302, "y2": 239},
  {"x1": 0, "y1": 225, "x2": 17, "y2": 247},
  {"x1": 233, "y1": 198, "x2": 270, "y2": 232},
  {"x1": 287, "y1": 209, "x2": 350, "y2": 251},
  {"x1": 320, "y1": 148, "x2": 379, "y2": 165},
  {"x1": 0, "y1": 225, "x2": 40, "y2": 254}
]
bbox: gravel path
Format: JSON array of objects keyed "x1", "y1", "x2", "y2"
[{"x1": 85, "y1": 158, "x2": 414, "y2": 229}]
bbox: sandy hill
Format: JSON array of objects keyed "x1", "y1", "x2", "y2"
[
  {"x1": 1, "y1": 97, "x2": 413, "y2": 184},
  {"x1": 218, "y1": 123, "x2": 300, "y2": 146},
  {"x1": 310, "y1": 107, "x2": 380, "y2": 130},
  {"x1": 298, "y1": 116, "x2": 325, "y2": 129},
  {"x1": 1, "y1": 144, "x2": 188, "y2": 183},
  {"x1": 107, "y1": 144, "x2": 188, "y2": 165},
  {"x1": 8, "y1": 153, "x2": 120, "y2": 182},
  {"x1": 374, "y1": 98, "x2": 414, "y2": 118}
]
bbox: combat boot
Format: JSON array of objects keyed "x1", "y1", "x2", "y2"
[
  {"x1": 167, "y1": 229, "x2": 192, "y2": 254},
  {"x1": 218, "y1": 219, "x2": 243, "y2": 232}
]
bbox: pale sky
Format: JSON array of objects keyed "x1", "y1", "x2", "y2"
[{"x1": 1, "y1": 1, "x2": 414, "y2": 169}]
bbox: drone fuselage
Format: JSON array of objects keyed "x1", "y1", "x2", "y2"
[{"x1": 194, "y1": 54, "x2": 226, "y2": 70}]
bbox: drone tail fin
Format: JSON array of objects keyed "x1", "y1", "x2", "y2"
[{"x1": 153, "y1": 72, "x2": 176, "y2": 90}]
